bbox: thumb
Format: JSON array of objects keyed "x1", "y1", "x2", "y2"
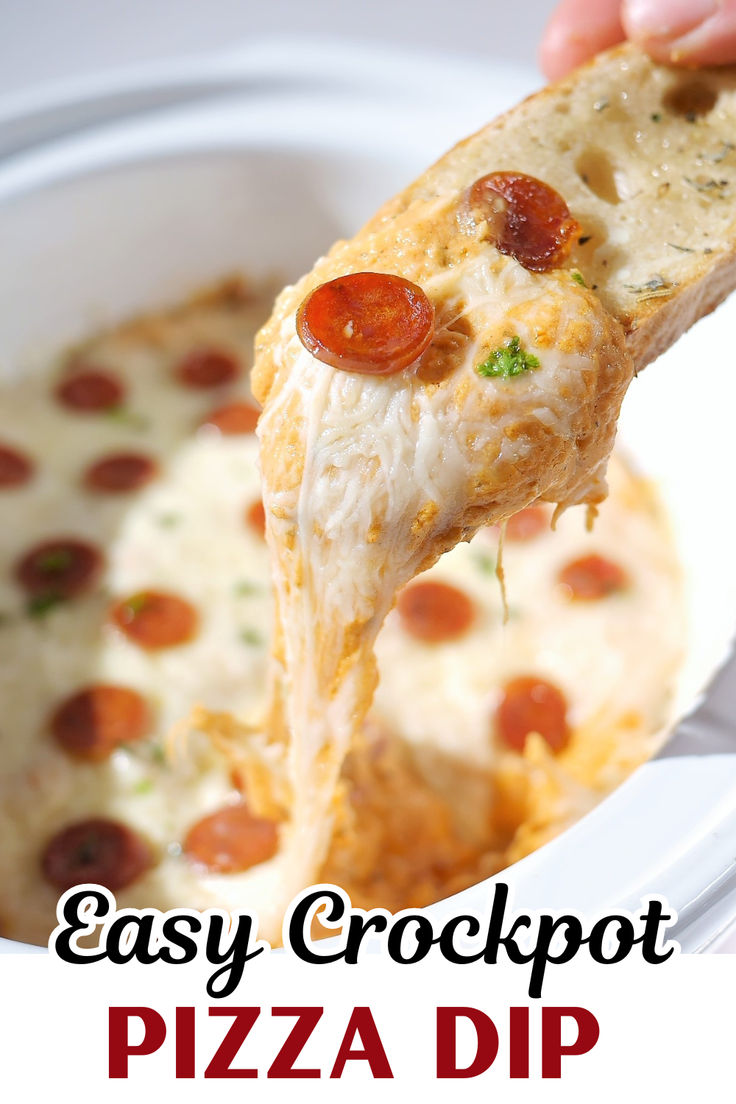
[{"x1": 623, "y1": 0, "x2": 736, "y2": 66}]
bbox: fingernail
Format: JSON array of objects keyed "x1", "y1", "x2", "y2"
[{"x1": 625, "y1": 0, "x2": 718, "y2": 39}]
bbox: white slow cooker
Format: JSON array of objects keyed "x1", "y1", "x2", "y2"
[{"x1": 1, "y1": 39, "x2": 735, "y2": 953}]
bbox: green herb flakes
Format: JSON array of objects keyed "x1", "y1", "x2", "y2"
[
  {"x1": 133, "y1": 778, "x2": 154, "y2": 795},
  {"x1": 123, "y1": 593, "x2": 149, "y2": 616},
  {"x1": 27, "y1": 593, "x2": 65, "y2": 618},
  {"x1": 240, "y1": 627, "x2": 264, "y2": 647},
  {"x1": 623, "y1": 274, "x2": 677, "y2": 302},
  {"x1": 105, "y1": 407, "x2": 150, "y2": 431},
  {"x1": 683, "y1": 175, "x2": 730, "y2": 197},
  {"x1": 473, "y1": 552, "x2": 496, "y2": 576},
  {"x1": 38, "y1": 549, "x2": 73, "y2": 573},
  {"x1": 234, "y1": 580, "x2": 262, "y2": 597},
  {"x1": 476, "y1": 336, "x2": 540, "y2": 380},
  {"x1": 571, "y1": 271, "x2": 586, "y2": 287}
]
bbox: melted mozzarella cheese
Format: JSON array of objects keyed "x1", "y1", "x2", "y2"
[
  {"x1": 0, "y1": 279, "x2": 682, "y2": 947},
  {"x1": 254, "y1": 245, "x2": 634, "y2": 929}
]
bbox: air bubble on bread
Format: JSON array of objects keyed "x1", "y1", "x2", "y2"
[
  {"x1": 663, "y1": 81, "x2": 718, "y2": 120},
  {"x1": 575, "y1": 148, "x2": 627, "y2": 205}
]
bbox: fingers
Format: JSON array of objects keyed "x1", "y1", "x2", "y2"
[
  {"x1": 539, "y1": 0, "x2": 625, "y2": 80},
  {"x1": 623, "y1": 0, "x2": 736, "y2": 66}
]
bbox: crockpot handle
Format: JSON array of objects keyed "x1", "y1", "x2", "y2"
[{"x1": 659, "y1": 639, "x2": 736, "y2": 758}]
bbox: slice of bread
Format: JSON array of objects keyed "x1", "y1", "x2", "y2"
[{"x1": 364, "y1": 42, "x2": 736, "y2": 369}]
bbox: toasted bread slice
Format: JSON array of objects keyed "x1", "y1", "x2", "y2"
[{"x1": 363, "y1": 42, "x2": 736, "y2": 368}]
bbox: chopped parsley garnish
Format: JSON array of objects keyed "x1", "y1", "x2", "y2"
[
  {"x1": 473, "y1": 552, "x2": 496, "y2": 576},
  {"x1": 476, "y1": 336, "x2": 540, "y2": 379},
  {"x1": 27, "y1": 593, "x2": 66, "y2": 618},
  {"x1": 571, "y1": 271, "x2": 586, "y2": 286},
  {"x1": 651, "y1": 112, "x2": 662, "y2": 123},
  {"x1": 133, "y1": 778, "x2": 154, "y2": 795},
  {"x1": 234, "y1": 579, "x2": 262, "y2": 597},
  {"x1": 240, "y1": 627, "x2": 264, "y2": 646},
  {"x1": 105, "y1": 407, "x2": 150, "y2": 431},
  {"x1": 37, "y1": 549, "x2": 73, "y2": 573},
  {"x1": 156, "y1": 513, "x2": 181, "y2": 529},
  {"x1": 122, "y1": 593, "x2": 149, "y2": 617}
]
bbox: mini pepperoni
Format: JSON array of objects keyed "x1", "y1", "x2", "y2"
[
  {"x1": 202, "y1": 399, "x2": 260, "y2": 434},
  {"x1": 183, "y1": 802, "x2": 279, "y2": 873},
  {"x1": 55, "y1": 368, "x2": 125, "y2": 411},
  {"x1": 111, "y1": 590, "x2": 198, "y2": 650},
  {"x1": 296, "y1": 271, "x2": 435, "y2": 375},
  {"x1": 397, "y1": 580, "x2": 475, "y2": 643},
  {"x1": 15, "y1": 538, "x2": 103, "y2": 598},
  {"x1": 558, "y1": 554, "x2": 629, "y2": 600},
  {"x1": 0, "y1": 443, "x2": 34, "y2": 488},
  {"x1": 84, "y1": 452, "x2": 158, "y2": 493},
  {"x1": 463, "y1": 172, "x2": 579, "y2": 273},
  {"x1": 51, "y1": 685, "x2": 150, "y2": 761},
  {"x1": 175, "y1": 347, "x2": 240, "y2": 389},
  {"x1": 496, "y1": 676, "x2": 570, "y2": 753},
  {"x1": 42, "y1": 818, "x2": 152, "y2": 890},
  {"x1": 245, "y1": 499, "x2": 266, "y2": 537},
  {"x1": 501, "y1": 505, "x2": 549, "y2": 542}
]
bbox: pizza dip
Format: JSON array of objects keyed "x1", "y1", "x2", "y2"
[{"x1": 0, "y1": 274, "x2": 684, "y2": 946}]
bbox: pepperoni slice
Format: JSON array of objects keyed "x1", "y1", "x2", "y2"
[
  {"x1": 462, "y1": 172, "x2": 579, "y2": 273},
  {"x1": 55, "y1": 368, "x2": 125, "y2": 411},
  {"x1": 41, "y1": 817, "x2": 152, "y2": 891},
  {"x1": 499, "y1": 505, "x2": 548, "y2": 542},
  {"x1": 84, "y1": 452, "x2": 158, "y2": 493},
  {"x1": 0, "y1": 443, "x2": 34, "y2": 489},
  {"x1": 202, "y1": 400, "x2": 260, "y2": 434},
  {"x1": 175, "y1": 347, "x2": 240, "y2": 389},
  {"x1": 183, "y1": 802, "x2": 279, "y2": 873},
  {"x1": 15, "y1": 538, "x2": 103, "y2": 598},
  {"x1": 558, "y1": 554, "x2": 629, "y2": 600},
  {"x1": 496, "y1": 676, "x2": 570, "y2": 753},
  {"x1": 296, "y1": 271, "x2": 435, "y2": 375},
  {"x1": 51, "y1": 685, "x2": 150, "y2": 761},
  {"x1": 111, "y1": 590, "x2": 198, "y2": 650},
  {"x1": 245, "y1": 499, "x2": 266, "y2": 538},
  {"x1": 396, "y1": 580, "x2": 475, "y2": 643}
]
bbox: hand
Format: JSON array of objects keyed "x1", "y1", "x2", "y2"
[{"x1": 540, "y1": 0, "x2": 736, "y2": 80}]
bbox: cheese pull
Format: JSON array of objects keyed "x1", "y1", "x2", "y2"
[{"x1": 248, "y1": 44, "x2": 736, "y2": 930}]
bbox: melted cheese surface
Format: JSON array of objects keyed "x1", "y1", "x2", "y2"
[
  {"x1": 253, "y1": 221, "x2": 636, "y2": 930},
  {"x1": 0, "y1": 280, "x2": 683, "y2": 946}
]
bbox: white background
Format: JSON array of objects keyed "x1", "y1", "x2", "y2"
[
  {"x1": 1, "y1": 951, "x2": 734, "y2": 1099},
  {"x1": 0, "y1": 0, "x2": 558, "y2": 96}
]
